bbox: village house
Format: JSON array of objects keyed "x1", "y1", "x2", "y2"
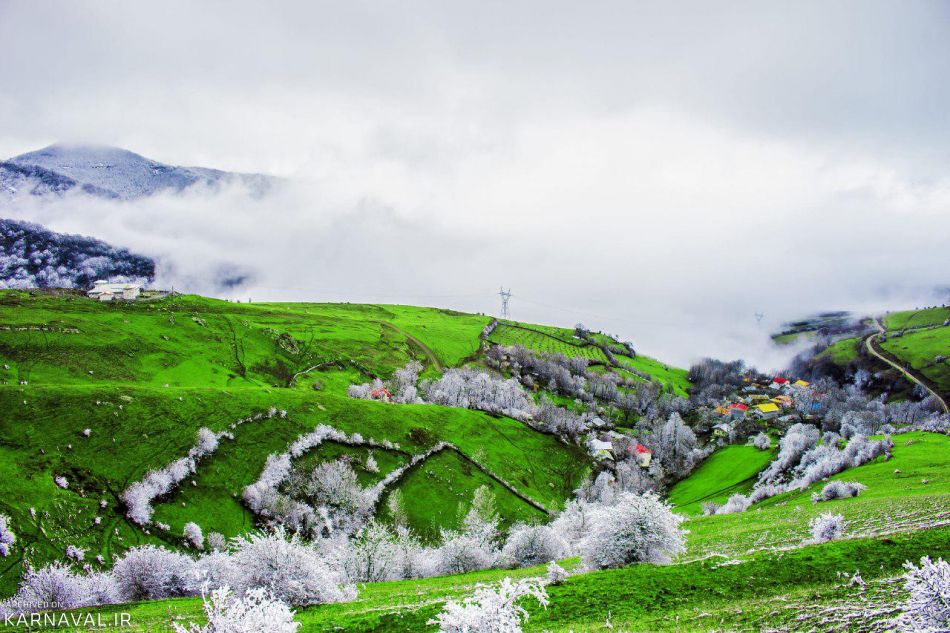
[
  {"x1": 588, "y1": 438, "x2": 614, "y2": 460},
  {"x1": 792, "y1": 379, "x2": 810, "y2": 389},
  {"x1": 771, "y1": 395, "x2": 793, "y2": 408},
  {"x1": 755, "y1": 402, "x2": 780, "y2": 419},
  {"x1": 712, "y1": 422, "x2": 732, "y2": 438},
  {"x1": 87, "y1": 281, "x2": 142, "y2": 302},
  {"x1": 632, "y1": 443, "x2": 652, "y2": 467},
  {"x1": 770, "y1": 376, "x2": 790, "y2": 390},
  {"x1": 729, "y1": 403, "x2": 749, "y2": 420}
]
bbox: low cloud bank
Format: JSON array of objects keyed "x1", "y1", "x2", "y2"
[{"x1": 3, "y1": 110, "x2": 948, "y2": 370}]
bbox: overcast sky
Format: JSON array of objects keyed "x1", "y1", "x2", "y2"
[{"x1": 2, "y1": 0, "x2": 950, "y2": 368}]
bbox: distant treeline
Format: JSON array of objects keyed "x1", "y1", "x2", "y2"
[{"x1": 0, "y1": 218, "x2": 154, "y2": 289}]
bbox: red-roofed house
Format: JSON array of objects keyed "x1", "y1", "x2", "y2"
[
  {"x1": 770, "y1": 377, "x2": 790, "y2": 390},
  {"x1": 729, "y1": 403, "x2": 749, "y2": 420},
  {"x1": 632, "y1": 443, "x2": 652, "y2": 468}
]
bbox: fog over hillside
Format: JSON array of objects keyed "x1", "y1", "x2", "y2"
[{"x1": 2, "y1": 1, "x2": 949, "y2": 368}]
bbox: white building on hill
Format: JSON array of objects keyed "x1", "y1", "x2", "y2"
[{"x1": 87, "y1": 280, "x2": 141, "y2": 301}]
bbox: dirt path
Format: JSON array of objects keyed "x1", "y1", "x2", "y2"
[
  {"x1": 865, "y1": 318, "x2": 949, "y2": 414},
  {"x1": 380, "y1": 322, "x2": 444, "y2": 371}
]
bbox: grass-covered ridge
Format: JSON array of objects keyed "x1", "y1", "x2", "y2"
[{"x1": 0, "y1": 291, "x2": 694, "y2": 596}]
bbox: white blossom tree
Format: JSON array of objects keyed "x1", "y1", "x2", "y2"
[
  {"x1": 172, "y1": 587, "x2": 300, "y2": 633},
  {"x1": 428, "y1": 577, "x2": 549, "y2": 633},
  {"x1": 897, "y1": 556, "x2": 950, "y2": 631},
  {"x1": 184, "y1": 522, "x2": 205, "y2": 549},
  {"x1": 0, "y1": 514, "x2": 15, "y2": 557},
  {"x1": 809, "y1": 512, "x2": 845, "y2": 542},
  {"x1": 501, "y1": 524, "x2": 566, "y2": 568},
  {"x1": 578, "y1": 492, "x2": 686, "y2": 569}
]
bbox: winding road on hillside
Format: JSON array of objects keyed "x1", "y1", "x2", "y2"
[{"x1": 865, "y1": 318, "x2": 949, "y2": 414}]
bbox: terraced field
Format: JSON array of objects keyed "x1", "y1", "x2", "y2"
[{"x1": 487, "y1": 323, "x2": 609, "y2": 362}]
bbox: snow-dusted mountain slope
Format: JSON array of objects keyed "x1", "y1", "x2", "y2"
[{"x1": 0, "y1": 144, "x2": 273, "y2": 201}]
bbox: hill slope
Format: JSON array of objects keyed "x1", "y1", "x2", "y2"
[
  {"x1": 0, "y1": 292, "x2": 691, "y2": 596},
  {"x1": 15, "y1": 430, "x2": 949, "y2": 632}
]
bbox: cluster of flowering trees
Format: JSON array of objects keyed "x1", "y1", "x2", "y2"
[
  {"x1": 0, "y1": 530, "x2": 355, "y2": 621},
  {"x1": 1, "y1": 477, "x2": 690, "y2": 623},
  {"x1": 709, "y1": 423, "x2": 890, "y2": 514},
  {"x1": 243, "y1": 424, "x2": 404, "y2": 537},
  {"x1": 124, "y1": 409, "x2": 287, "y2": 526},
  {"x1": 0, "y1": 218, "x2": 154, "y2": 289}
]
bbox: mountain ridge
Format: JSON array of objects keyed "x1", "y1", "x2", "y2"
[{"x1": 0, "y1": 143, "x2": 274, "y2": 201}]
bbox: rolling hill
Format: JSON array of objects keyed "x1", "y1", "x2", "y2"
[
  {"x1": 2, "y1": 292, "x2": 949, "y2": 632},
  {"x1": 0, "y1": 291, "x2": 694, "y2": 599}
]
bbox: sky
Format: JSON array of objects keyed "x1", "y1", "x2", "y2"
[{"x1": 1, "y1": 0, "x2": 950, "y2": 369}]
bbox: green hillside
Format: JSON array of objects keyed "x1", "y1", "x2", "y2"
[
  {"x1": 667, "y1": 444, "x2": 774, "y2": 515},
  {"x1": 0, "y1": 291, "x2": 694, "y2": 597},
  {"x1": 15, "y1": 430, "x2": 949, "y2": 632},
  {"x1": 878, "y1": 308, "x2": 950, "y2": 399}
]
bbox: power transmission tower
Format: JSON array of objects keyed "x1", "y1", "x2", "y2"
[
  {"x1": 498, "y1": 287, "x2": 513, "y2": 319},
  {"x1": 755, "y1": 312, "x2": 765, "y2": 325}
]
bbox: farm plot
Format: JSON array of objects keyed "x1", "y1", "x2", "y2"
[{"x1": 488, "y1": 324, "x2": 609, "y2": 362}]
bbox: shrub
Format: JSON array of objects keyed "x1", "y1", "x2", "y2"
[
  {"x1": 898, "y1": 556, "x2": 950, "y2": 631},
  {"x1": 428, "y1": 577, "x2": 549, "y2": 633},
  {"x1": 184, "y1": 522, "x2": 205, "y2": 549},
  {"x1": 339, "y1": 521, "x2": 402, "y2": 582},
  {"x1": 717, "y1": 493, "x2": 751, "y2": 515},
  {"x1": 752, "y1": 432, "x2": 771, "y2": 450},
  {"x1": 810, "y1": 512, "x2": 845, "y2": 542},
  {"x1": 193, "y1": 552, "x2": 238, "y2": 590},
  {"x1": 579, "y1": 492, "x2": 685, "y2": 569},
  {"x1": 501, "y1": 524, "x2": 566, "y2": 568},
  {"x1": 701, "y1": 502, "x2": 720, "y2": 516},
  {"x1": 112, "y1": 545, "x2": 197, "y2": 601},
  {"x1": 0, "y1": 513, "x2": 15, "y2": 557},
  {"x1": 206, "y1": 532, "x2": 228, "y2": 552},
  {"x1": 78, "y1": 572, "x2": 121, "y2": 607},
  {"x1": 172, "y1": 587, "x2": 299, "y2": 633},
  {"x1": 814, "y1": 481, "x2": 866, "y2": 502},
  {"x1": 65, "y1": 545, "x2": 86, "y2": 562},
  {"x1": 546, "y1": 561, "x2": 568, "y2": 585},
  {"x1": 549, "y1": 500, "x2": 594, "y2": 553}
]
